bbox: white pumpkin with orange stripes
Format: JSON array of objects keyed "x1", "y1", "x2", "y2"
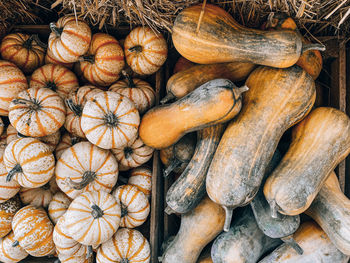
[
  {"x1": 81, "y1": 91, "x2": 140, "y2": 149},
  {"x1": 12, "y1": 205, "x2": 55, "y2": 257},
  {"x1": 96, "y1": 228, "x2": 150, "y2": 263},
  {"x1": 0, "y1": 231, "x2": 28, "y2": 263},
  {"x1": 109, "y1": 73, "x2": 155, "y2": 114},
  {"x1": 45, "y1": 48, "x2": 74, "y2": 69},
  {"x1": 0, "y1": 60, "x2": 28, "y2": 116},
  {"x1": 30, "y1": 64, "x2": 79, "y2": 98},
  {"x1": 0, "y1": 196, "x2": 21, "y2": 238},
  {"x1": 48, "y1": 192, "x2": 71, "y2": 224},
  {"x1": 55, "y1": 141, "x2": 119, "y2": 199},
  {"x1": 124, "y1": 26, "x2": 167, "y2": 75},
  {"x1": 79, "y1": 33, "x2": 124, "y2": 86},
  {"x1": 4, "y1": 138, "x2": 55, "y2": 188},
  {"x1": 112, "y1": 184, "x2": 150, "y2": 228},
  {"x1": 55, "y1": 133, "x2": 84, "y2": 159},
  {"x1": 58, "y1": 253, "x2": 94, "y2": 263},
  {"x1": 65, "y1": 191, "x2": 121, "y2": 246},
  {"x1": 0, "y1": 33, "x2": 45, "y2": 74},
  {"x1": 128, "y1": 166, "x2": 152, "y2": 199},
  {"x1": 48, "y1": 15, "x2": 91, "y2": 63},
  {"x1": 65, "y1": 86, "x2": 103, "y2": 138},
  {"x1": 112, "y1": 136, "x2": 154, "y2": 171}
]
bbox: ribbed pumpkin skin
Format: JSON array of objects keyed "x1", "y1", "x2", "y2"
[
  {"x1": 0, "y1": 231, "x2": 28, "y2": 263},
  {"x1": 4, "y1": 138, "x2": 55, "y2": 188},
  {"x1": 45, "y1": 49, "x2": 74, "y2": 69},
  {"x1": 12, "y1": 205, "x2": 55, "y2": 257},
  {"x1": 112, "y1": 185, "x2": 150, "y2": 228},
  {"x1": 80, "y1": 33, "x2": 124, "y2": 86},
  {"x1": 206, "y1": 66, "x2": 315, "y2": 231},
  {"x1": 259, "y1": 221, "x2": 349, "y2": 263},
  {"x1": 139, "y1": 79, "x2": 246, "y2": 149},
  {"x1": 264, "y1": 107, "x2": 350, "y2": 216},
  {"x1": 55, "y1": 133, "x2": 84, "y2": 159},
  {"x1": 96, "y1": 228, "x2": 150, "y2": 263},
  {"x1": 128, "y1": 166, "x2": 152, "y2": 199},
  {"x1": 124, "y1": 26, "x2": 167, "y2": 75},
  {"x1": 305, "y1": 172, "x2": 350, "y2": 255},
  {"x1": 0, "y1": 61, "x2": 28, "y2": 116},
  {"x1": 65, "y1": 86, "x2": 103, "y2": 138},
  {"x1": 0, "y1": 196, "x2": 21, "y2": 238},
  {"x1": 0, "y1": 33, "x2": 45, "y2": 74},
  {"x1": 55, "y1": 141, "x2": 119, "y2": 199},
  {"x1": 48, "y1": 16, "x2": 91, "y2": 63},
  {"x1": 9, "y1": 87, "x2": 66, "y2": 137},
  {"x1": 65, "y1": 191, "x2": 121, "y2": 246},
  {"x1": 58, "y1": 254, "x2": 93, "y2": 263},
  {"x1": 30, "y1": 64, "x2": 79, "y2": 98},
  {"x1": 112, "y1": 137, "x2": 154, "y2": 171},
  {"x1": 81, "y1": 91, "x2": 140, "y2": 150},
  {"x1": 161, "y1": 196, "x2": 225, "y2": 263},
  {"x1": 48, "y1": 192, "x2": 71, "y2": 224}
]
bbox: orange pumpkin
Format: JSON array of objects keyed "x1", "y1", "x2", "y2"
[
  {"x1": 55, "y1": 133, "x2": 84, "y2": 159},
  {"x1": 45, "y1": 48, "x2": 74, "y2": 69},
  {"x1": 124, "y1": 26, "x2": 167, "y2": 75},
  {"x1": 48, "y1": 15, "x2": 91, "y2": 63},
  {"x1": 0, "y1": 196, "x2": 21, "y2": 238},
  {"x1": 0, "y1": 33, "x2": 45, "y2": 74},
  {"x1": 55, "y1": 141, "x2": 119, "y2": 199},
  {"x1": 0, "y1": 231, "x2": 28, "y2": 263},
  {"x1": 81, "y1": 91, "x2": 140, "y2": 149},
  {"x1": 0, "y1": 60, "x2": 28, "y2": 116},
  {"x1": 48, "y1": 192, "x2": 71, "y2": 224},
  {"x1": 30, "y1": 64, "x2": 79, "y2": 98},
  {"x1": 128, "y1": 166, "x2": 152, "y2": 199},
  {"x1": 79, "y1": 33, "x2": 124, "y2": 86}
]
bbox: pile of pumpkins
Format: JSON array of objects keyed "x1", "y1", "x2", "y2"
[
  {"x1": 0, "y1": 13, "x2": 168, "y2": 263},
  {"x1": 155, "y1": 4, "x2": 350, "y2": 263}
]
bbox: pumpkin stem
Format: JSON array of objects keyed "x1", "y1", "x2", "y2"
[
  {"x1": 86, "y1": 245, "x2": 93, "y2": 259},
  {"x1": 17, "y1": 132, "x2": 28, "y2": 138},
  {"x1": 160, "y1": 92, "x2": 175, "y2": 104},
  {"x1": 6, "y1": 164, "x2": 22, "y2": 182},
  {"x1": 128, "y1": 45, "x2": 142, "y2": 53},
  {"x1": 164, "y1": 206, "x2": 175, "y2": 215},
  {"x1": 302, "y1": 43, "x2": 326, "y2": 54},
  {"x1": 121, "y1": 70, "x2": 136, "y2": 88},
  {"x1": 91, "y1": 204, "x2": 104, "y2": 219},
  {"x1": 79, "y1": 55, "x2": 95, "y2": 64},
  {"x1": 163, "y1": 159, "x2": 182, "y2": 177},
  {"x1": 50, "y1": 22, "x2": 63, "y2": 37},
  {"x1": 66, "y1": 171, "x2": 97, "y2": 190},
  {"x1": 12, "y1": 240, "x2": 19, "y2": 247},
  {"x1": 22, "y1": 35, "x2": 35, "y2": 49},
  {"x1": 121, "y1": 204, "x2": 128, "y2": 217},
  {"x1": 12, "y1": 98, "x2": 41, "y2": 111},
  {"x1": 236, "y1": 85, "x2": 249, "y2": 96},
  {"x1": 281, "y1": 235, "x2": 304, "y2": 255},
  {"x1": 223, "y1": 206, "x2": 234, "y2": 232},
  {"x1": 45, "y1": 81, "x2": 58, "y2": 91},
  {"x1": 104, "y1": 111, "x2": 119, "y2": 127},
  {"x1": 66, "y1": 99, "x2": 82, "y2": 116},
  {"x1": 124, "y1": 147, "x2": 133, "y2": 159},
  {"x1": 121, "y1": 258, "x2": 130, "y2": 263}
]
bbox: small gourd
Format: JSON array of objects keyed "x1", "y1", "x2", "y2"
[
  {"x1": 128, "y1": 166, "x2": 152, "y2": 199},
  {"x1": 0, "y1": 231, "x2": 28, "y2": 263},
  {"x1": 45, "y1": 48, "x2": 74, "y2": 69},
  {"x1": 55, "y1": 133, "x2": 83, "y2": 159},
  {"x1": 48, "y1": 192, "x2": 71, "y2": 224},
  {"x1": 0, "y1": 196, "x2": 21, "y2": 238}
]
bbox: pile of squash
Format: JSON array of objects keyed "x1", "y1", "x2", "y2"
[
  {"x1": 155, "y1": 3, "x2": 350, "y2": 263},
  {"x1": 0, "y1": 14, "x2": 168, "y2": 263}
]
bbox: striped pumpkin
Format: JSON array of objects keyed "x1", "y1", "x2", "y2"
[
  {"x1": 0, "y1": 33, "x2": 45, "y2": 74},
  {"x1": 112, "y1": 185, "x2": 150, "y2": 228},
  {"x1": 30, "y1": 64, "x2": 79, "y2": 98},
  {"x1": 4, "y1": 138, "x2": 55, "y2": 188},
  {"x1": 112, "y1": 137, "x2": 154, "y2": 171},
  {"x1": 128, "y1": 166, "x2": 152, "y2": 199},
  {"x1": 96, "y1": 228, "x2": 150, "y2": 263},
  {"x1": 45, "y1": 48, "x2": 74, "y2": 69},
  {"x1": 124, "y1": 26, "x2": 167, "y2": 75},
  {"x1": 9, "y1": 87, "x2": 66, "y2": 137},
  {"x1": 55, "y1": 141, "x2": 119, "y2": 199},
  {"x1": 65, "y1": 86, "x2": 103, "y2": 138},
  {"x1": 0, "y1": 196, "x2": 21, "y2": 238},
  {"x1": 0, "y1": 231, "x2": 28, "y2": 263},
  {"x1": 109, "y1": 75, "x2": 155, "y2": 114},
  {"x1": 65, "y1": 191, "x2": 121, "y2": 246},
  {"x1": 12, "y1": 205, "x2": 55, "y2": 257},
  {"x1": 58, "y1": 254, "x2": 94, "y2": 263},
  {"x1": 81, "y1": 91, "x2": 140, "y2": 149},
  {"x1": 79, "y1": 33, "x2": 125, "y2": 87},
  {"x1": 48, "y1": 15, "x2": 91, "y2": 63},
  {"x1": 55, "y1": 133, "x2": 84, "y2": 159},
  {"x1": 0, "y1": 60, "x2": 28, "y2": 116},
  {"x1": 48, "y1": 192, "x2": 71, "y2": 224}
]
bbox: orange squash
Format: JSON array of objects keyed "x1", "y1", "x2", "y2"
[{"x1": 0, "y1": 196, "x2": 21, "y2": 238}]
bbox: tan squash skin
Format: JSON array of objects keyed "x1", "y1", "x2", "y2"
[
  {"x1": 161, "y1": 196, "x2": 225, "y2": 263},
  {"x1": 161, "y1": 62, "x2": 256, "y2": 104},
  {"x1": 259, "y1": 221, "x2": 349, "y2": 263},
  {"x1": 139, "y1": 78, "x2": 247, "y2": 149},
  {"x1": 306, "y1": 172, "x2": 350, "y2": 255},
  {"x1": 172, "y1": 4, "x2": 324, "y2": 67},
  {"x1": 264, "y1": 107, "x2": 350, "y2": 216},
  {"x1": 206, "y1": 66, "x2": 316, "y2": 231}
]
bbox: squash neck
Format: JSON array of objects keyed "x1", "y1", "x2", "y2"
[
  {"x1": 6, "y1": 164, "x2": 22, "y2": 182},
  {"x1": 301, "y1": 43, "x2": 326, "y2": 54},
  {"x1": 128, "y1": 45, "x2": 142, "y2": 53},
  {"x1": 66, "y1": 98, "x2": 82, "y2": 116},
  {"x1": 91, "y1": 204, "x2": 104, "y2": 219},
  {"x1": 66, "y1": 171, "x2": 97, "y2": 190},
  {"x1": 163, "y1": 159, "x2": 181, "y2": 177},
  {"x1": 50, "y1": 22, "x2": 63, "y2": 37}
]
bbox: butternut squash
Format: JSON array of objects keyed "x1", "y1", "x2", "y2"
[
  {"x1": 161, "y1": 62, "x2": 255, "y2": 104},
  {"x1": 259, "y1": 221, "x2": 349, "y2": 263},
  {"x1": 211, "y1": 207, "x2": 281, "y2": 263},
  {"x1": 206, "y1": 65, "x2": 316, "y2": 231},
  {"x1": 264, "y1": 107, "x2": 350, "y2": 216},
  {"x1": 306, "y1": 171, "x2": 350, "y2": 255},
  {"x1": 160, "y1": 195, "x2": 225, "y2": 263},
  {"x1": 172, "y1": 4, "x2": 324, "y2": 67},
  {"x1": 139, "y1": 79, "x2": 248, "y2": 149},
  {"x1": 165, "y1": 124, "x2": 225, "y2": 214}
]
